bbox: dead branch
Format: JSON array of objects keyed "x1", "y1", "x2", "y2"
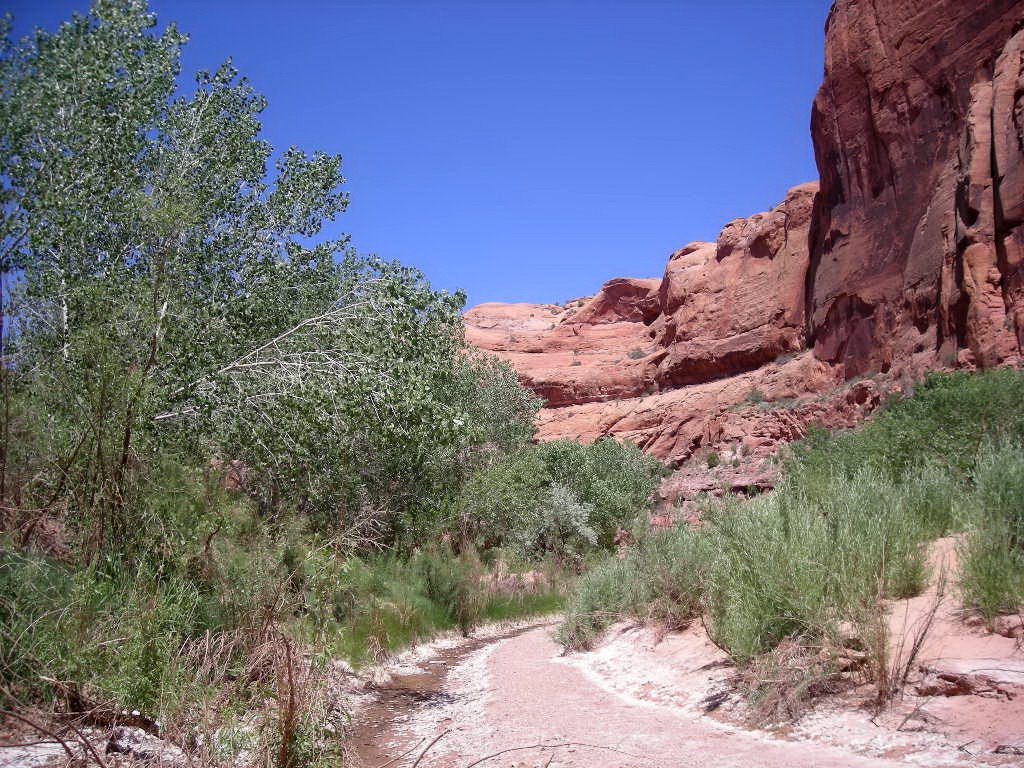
[
  {"x1": 410, "y1": 729, "x2": 451, "y2": 768},
  {"x1": 462, "y1": 740, "x2": 652, "y2": 768},
  {"x1": 373, "y1": 737, "x2": 425, "y2": 768}
]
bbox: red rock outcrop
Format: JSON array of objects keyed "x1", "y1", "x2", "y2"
[
  {"x1": 466, "y1": 0, "x2": 1024, "y2": 479},
  {"x1": 807, "y1": 0, "x2": 1024, "y2": 377},
  {"x1": 464, "y1": 279, "x2": 660, "y2": 408},
  {"x1": 467, "y1": 183, "x2": 840, "y2": 465},
  {"x1": 651, "y1": 183, "x2": 817, "y2": 387}
]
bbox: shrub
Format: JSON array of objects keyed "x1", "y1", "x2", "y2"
[
  {"x1": 634, "y1": 525, "x2": 705, "y2": 628},
  {"x1": 457, "y1": 449, "x2": 553, "y2": 551},
  {"x1": 701, "y1": 468, "x2": 934, "y2": 663},
  {"x1": 417, "y1": 546, "x2": 483, "y2": 636},
  {"x1": 746, "y1": 388, "x2": 766, "y2": 405},
  {"x1": 556, "y1": 557, "x2": 638, "y2": 650},
  {"x1": 540, "y1": 438, "x2": 661, "y2": 544},
  {"x1": 959, "y1": 442, "x2": 1024, "y2": 620},
  {"x1": 706, "y1": 452, "x2": 720, "y2": 469},
  {"x1": 558, "y1": 369, "x2": 1024, "y2": 712},
  {"x1": 557, "y1": 523, "x2": 705, "y2": 650},
  {"x1": 627, "y1": 346, "x2": 646, "y2": 360},
  {"x1": 458, "y1": 438, "x2": 661, "y2": 560},
  {"x1": 789, "y1": 369, "x2": 1024, "y2": 483}
]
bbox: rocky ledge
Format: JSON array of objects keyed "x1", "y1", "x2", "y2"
[{"x1": 466, "y1": 0, "x2": 1024, "y2": 484}]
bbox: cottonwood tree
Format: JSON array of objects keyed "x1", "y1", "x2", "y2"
[{"x1": 0, "y1": 0, "x2": 539, "y2": 556}]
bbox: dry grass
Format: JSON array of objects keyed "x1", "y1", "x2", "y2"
[{"x1": 740, "y1": 637, "x2": 843, "y2": 724}]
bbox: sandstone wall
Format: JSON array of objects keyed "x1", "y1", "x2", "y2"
[
  {"x1": 807, "y1": 0, "x2": 1023, "y2": 376},
  {"x1": 466, "y1": 0, "x2": 1024, "y2": 464}
]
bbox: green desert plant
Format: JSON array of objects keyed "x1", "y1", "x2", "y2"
[
  {"x1": 959, "y1": 442, "x2": 1024, "y2": 621},
  {"x1": 458, "y1": 437, "x2": 661, "y2": 560},
  {"x1": 557, "y1": 522, "x2": 705, "y2": 650},
  {"x1": 559, "y1": 370, "x2": 1024, "y2": 711}
]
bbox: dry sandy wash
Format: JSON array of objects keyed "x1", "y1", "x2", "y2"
[{"x1": 351, "y1": 544, "x2": 1024, "y2": 768}]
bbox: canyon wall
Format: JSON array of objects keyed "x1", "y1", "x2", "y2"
[
  {"x1": 467, "y1": 0, "x2": 1024, "y2": 468},
  {"x1": 808, "y1": 0, "x2": 1023, "y2": 377}
]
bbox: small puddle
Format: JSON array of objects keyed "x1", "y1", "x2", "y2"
[{"x1": 350, "y1": 622, "x2": 547, "y2": 767}]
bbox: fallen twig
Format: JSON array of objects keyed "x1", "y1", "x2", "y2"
[
  {"x1": 410, "y1": 729, "x2": 451, "y2": 768},
  {"x1": 462, "y1": 740, "x2": 651, "y2": 768},
  {"x1": 896, "y1": 697, "x2": 931, "y2": 731},
  {"x1": 373, "y1": 737, "x2": 425, "y2": 768},
  {"x1": 698, "y1": 611, "x2": 732, "y2": 658}
]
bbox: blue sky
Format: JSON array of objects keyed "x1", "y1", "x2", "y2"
[{"x1": 8, "y1": 0, "x2": 829, "y2": 307}]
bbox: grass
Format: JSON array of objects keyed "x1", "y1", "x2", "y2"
[
  {"x1": 327, "y1": 549, "x2": 566, "y2": 667},
  {"x1": 558, "y1": 369, "x2": 1024, "y2": 710},
  {"x1": 0, "y1": 479, "x2": 567, "y2": 765},
  {"x1": 959, "y1": 442, "x2": 1024, "y2": 620},
  {"x1": 557, "y1": 523, "x2": 703, "y2": 650},
  {"x1": 556, "y1": 556, "x2": 639, "y2": 650},
  {"x1": 701, "y1": 468, "x2": 935, "y2": 663}
]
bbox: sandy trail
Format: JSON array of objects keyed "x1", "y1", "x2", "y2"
[{"x1": 357, "y1": 623, "x2": 977, "y2": 768}]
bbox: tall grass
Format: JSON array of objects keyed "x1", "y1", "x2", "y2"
[
  {"x1": 559, "y1": 369, "x2": 1024, "y2": 706},
  {"x1": 557, "y1": 524, "x2": 703, "y2": 650},
  {"x1": 959, "y1": 442, "x2": 1024, "y2": 620},
  {"x1": 0, "y1": 463, "x2": 566, "y2": 764},
  {"x1": 702, "y1": 468, "x2": 936, "y2": 663}
]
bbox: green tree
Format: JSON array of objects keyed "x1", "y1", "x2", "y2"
[
  {"x1": 458, "y1": 438, "x2": 661, "y2": 560},
  {"x1": 0, "y1": 0, "x2": 539, "y2": 554}
]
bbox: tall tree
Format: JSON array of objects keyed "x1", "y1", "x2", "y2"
[{"x1": 0, "y1": 1, "x2": 539, "y2": 554}]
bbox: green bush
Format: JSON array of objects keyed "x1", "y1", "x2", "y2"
[
  {"x1": 560, "y1": 371, "x2": 1024, "y2": 674},
  {"x1": 0, "y1": 548, "x2": 210, "y2": 715},
  {"x1": 539, "y1": 438, "x2": 662, "y2": 547},
  {"x1": 556, "y1": 557, "x2": 638, "y2": 650},
  {"x1": 633, "y1": 525, "x2": 706, "y2": 628},
  {"x1": 702, "y1": 469, "x2": 931, "y2": 663},
  {"x1": 790, "y1": 369, "x2": 1024, "y2": 483},
  {"x1": 557, "y1": 523, "x2": 705, "y2": 650},
  {"x1": 418, "y1": 546, "x2": 483, "y2": 636},
  {"x1": 959, "y1": 442, "x2": 1024, "y2": 620},
  {"x1": 458, "y1": 438, "x2": 661, "y2": 561}
]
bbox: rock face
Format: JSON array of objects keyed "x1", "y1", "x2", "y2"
[
  {"x1": 464, "y1": 281, "x2": 659, "y2": 408},
  {"x1": 652, "y1": 183, "x2": 817, "y2": 388},
  {"x1": 808, "y1": 0, "x2": 1024, "y2": 376},
  {"x1": 467, "y1": 183, "x2": 848, "y2": 465},
  {"x1": 466, "y1": 0, "x2": 1024, "y2": 474}
]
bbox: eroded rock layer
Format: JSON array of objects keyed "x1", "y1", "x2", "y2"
[
  {"x1": 466, "y1": 0, "x2": 1024, "y2": 470},
  {"x1": 465, "y1": 183, "x2": 849, "y2": 465}
]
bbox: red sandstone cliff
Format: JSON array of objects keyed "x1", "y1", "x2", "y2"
[
  {"x1": 466, "y1": 0, "x2": 1024, "y2": 473},
  {"x1": 808, "y1": 0, "x2": 1024, "y2": 376},
  {"x1": 466, "y1": 183, "x2": 867, "y2": 468}
]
